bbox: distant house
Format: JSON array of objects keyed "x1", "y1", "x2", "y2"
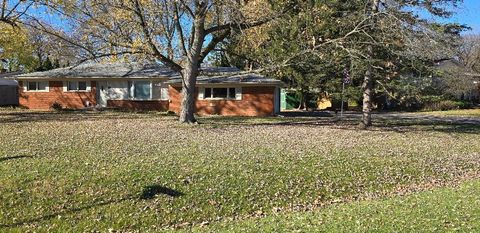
[
  {"x1": 436, "y1": 59, "x2": 480, "y2": 101},
  {"x1": 12, "y1": 63, "x2": 284, "y2": 116},
  {"x1": 0, "y1": 72, "x2": 20, "y2": 106}
]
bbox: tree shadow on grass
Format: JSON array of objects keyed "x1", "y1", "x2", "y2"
[
  {"x1": 0, "y1": 184, "x2": 183, "y2": 229},
  {"x1": 0, "y1": 155, "x2": 33, "y2": 162},
  {"x1": 0, "y1": 110, "x2": 171, "y2": 124},
  {"x1": 372, "y1": 116, "x2": 480, "y2": 135},
  {"x1": 140, "y1": 185, "x2": 184, "y2": 199},
  {"x1": 200, "y1": 111, "x2": 480, "y2": 135},
  {"x1": 199, "y1": 113, "x2": 355, "y2": 128},
  {"x1": 198, "y1": 111, "x2": 337, "y2": 127}
]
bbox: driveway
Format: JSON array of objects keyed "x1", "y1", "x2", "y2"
[{"x1": 279, "y1": 110, "x2": 480, "y2": 125}]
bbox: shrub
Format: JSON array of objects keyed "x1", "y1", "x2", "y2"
[
  {"x1": 422, "y1": 100, "x2": 467, "y2": 111},
  {"x1": 330, "y1": 98, "x2": 348, "y2": 110},
  {"x1": 51, "y1": 102, "x2": 63, "y2": 111},
  {"x1": 456, "y1": 100, "x2": 473, "y2": 109}
]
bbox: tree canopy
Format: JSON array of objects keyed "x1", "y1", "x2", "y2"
[
  {"x1": 214, "y1": 0, "x2": 469, "y2": 126},
  {"x1": 0, "y1": 0, "x2": 475, "y2": 125},
  {"x1": 19, "y1": 0, "x2": 292, "y2": 122}
]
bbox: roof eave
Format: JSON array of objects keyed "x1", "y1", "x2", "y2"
[
  {"x1": 168, "y1": 82, "x2": 285, "y2": 87},
  {"x1": 13, "y1": 76, "x2": 173, "y2": 80}
]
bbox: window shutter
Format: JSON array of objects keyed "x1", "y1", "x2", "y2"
[
  {"x1": 235, "y1": 87, "x2": 242, "y2": 100},
  {"x1": 23, "y1": 81, "x2": 27, "y2": 92},
  {"x1": 63, "y1": 81, "x2": 67, "y2": 92},
  {"x1": 86, "y1": 81, "x2": 91, "y2": 91},
  {"x1": 45, "y1": 81, "x2": 50, "y2": 92},
  {"x1": 198, "y1": 87, "x2": 205, "y2": 99}
]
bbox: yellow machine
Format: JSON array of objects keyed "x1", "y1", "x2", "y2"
[{"x1": 317, "y1": 92, "x2": 332, "y2": 110}]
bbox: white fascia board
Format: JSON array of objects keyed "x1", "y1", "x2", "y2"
[
  {"x1": 15, "y1": 76, "x2": 171, "y2": 80},
  {"x1": 169, "y1": 82, "x2": 284, "y2": 87}
]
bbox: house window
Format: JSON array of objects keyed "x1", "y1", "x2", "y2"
[
  {"x1": 228, "y1": 88, "x2": 236, "y2": 99},
  {"x1": 134, "y1": 81, "x2": 151, "y2": 99},
  {"x1": 128, "y1": 81, "x2": 150, "y2": 100},
  {"x1": 128, "y1": 81, "x2": 168, "y2": 101},
  {"x1": 152, "y1": 81, "x2": 169, "y2": 100},
  {"x1": 79, "y1": 81, "x2": 87, "y2": 90},
  {"x1": 203, "y1": 87, "x2": 240, "y2": 100},
  {"x1": 26, "y1": 81, "x2": 48, "y2": 92},
  {"x1": 67, "y1": 81, "x2": 88, "y2": 91}
]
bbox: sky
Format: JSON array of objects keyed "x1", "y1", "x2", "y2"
[
  {"x1": 437, "y1": 0, "x2": 480, "y2": 34},
  {"x1": 30, "y1": 0, "x2": 480, "y2": 35},
  {"x1": 455, "y1": 0, "x2": 480, "y2": 34}
]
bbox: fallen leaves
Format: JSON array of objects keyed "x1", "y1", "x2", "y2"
[{"x1": 0, "y1": 109, "x2": 479, "y2": 232}]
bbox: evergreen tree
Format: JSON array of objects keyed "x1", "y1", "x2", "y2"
[{"x1": 219, "y1": 0, "x2": 465, "y2": 127}]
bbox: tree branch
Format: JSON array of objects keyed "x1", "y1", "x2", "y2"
[
  {"x1": 173, "y1": 2, "x2": 190, "y2": 59},
  {"x1": 199, "y1": 30, "x2": 230, "y2": 63},
  {"x1": 132, "y1": 0, "x2": 182, "y2": 71},
  {"x1": 204, "y1": 5, "x2": 292, "y2": 35}
]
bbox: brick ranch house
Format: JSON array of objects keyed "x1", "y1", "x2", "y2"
[{"x1": 12, "y1": 63, "x2": 284, "y2": 116}]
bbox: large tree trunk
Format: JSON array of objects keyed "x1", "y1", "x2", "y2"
[
  {"x1": 360, "y1": 64, "x2": 374, "y2": 129},
  {"x1": 178, "y1": 8, "x2": 205, "y2": 124},
  {"x1": 360, "y1": 0, "x2": 380, "y2": 129},
  {"x1": 179, "y1": 64, "x2": 199, "y2": 124}
]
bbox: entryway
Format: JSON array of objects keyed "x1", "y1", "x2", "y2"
[{"x1": 97, "y1": 81, "x2": 108, "y2": 107}]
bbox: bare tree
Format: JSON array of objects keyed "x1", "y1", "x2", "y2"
[
  {"x1": 0, "y1": 0, "x2": 35, "y2": 27},
  {"x1": 27, "y1": 25, "x2": 79, "y2": 69},
  {"x1": 459, "y1": 34, "x2": 480, "y2": 74},
  {"x1": 439, "y1": 34, "x2": 480, "y2": 99},
  {"x1": 19, "y1": 0, "x2": 290, "y2": 123}
]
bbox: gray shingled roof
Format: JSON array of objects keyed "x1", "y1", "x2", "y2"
[
  {"x1": 13, "y1": 62, "x2": 284, "y2": 85},
  {"x1": 16, "y1": 63, "x2": 179, "y2": 79},
  {"x1": 167, "y1": 73, "x2": 284, "y2": 86}
]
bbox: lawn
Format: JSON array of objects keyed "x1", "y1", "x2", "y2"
[
  {"x1": 0, "y1": 109, "x2": 479, "y2": 232},
  {"x1": 420, "y1": 108, "x2": 480, "y2": 117},
  {"x1": 191, "y1": 179, "x2": 480, "y2": 232}
]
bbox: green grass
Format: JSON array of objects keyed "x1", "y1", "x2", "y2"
[
  {"x1": 191, "y1": 179, "x2": 480, "y2": 232},
  {"x1": 0, "y1": 109, "x2": 479, "y2": 232},
  {"x1": 420, "y1": 108, "x2": 480, "y2": 117}
]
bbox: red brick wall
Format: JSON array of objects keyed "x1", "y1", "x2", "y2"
[
  {"x1": 18, "y1": 80, "x2": 277, "y2": 115},
  {"x1": 107, "y1": 100, "x2": 169, "y2": 111},
  {"x1": 19, "y1": 81, "x2": 97, "y2": 109},
  {"x1": 169, "y1": 86, "x2": 276, "y2": 116}
]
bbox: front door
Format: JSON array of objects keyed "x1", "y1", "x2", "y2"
[{"x1": 97, "y1": 81, "x2": 108, "y2": 107}]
